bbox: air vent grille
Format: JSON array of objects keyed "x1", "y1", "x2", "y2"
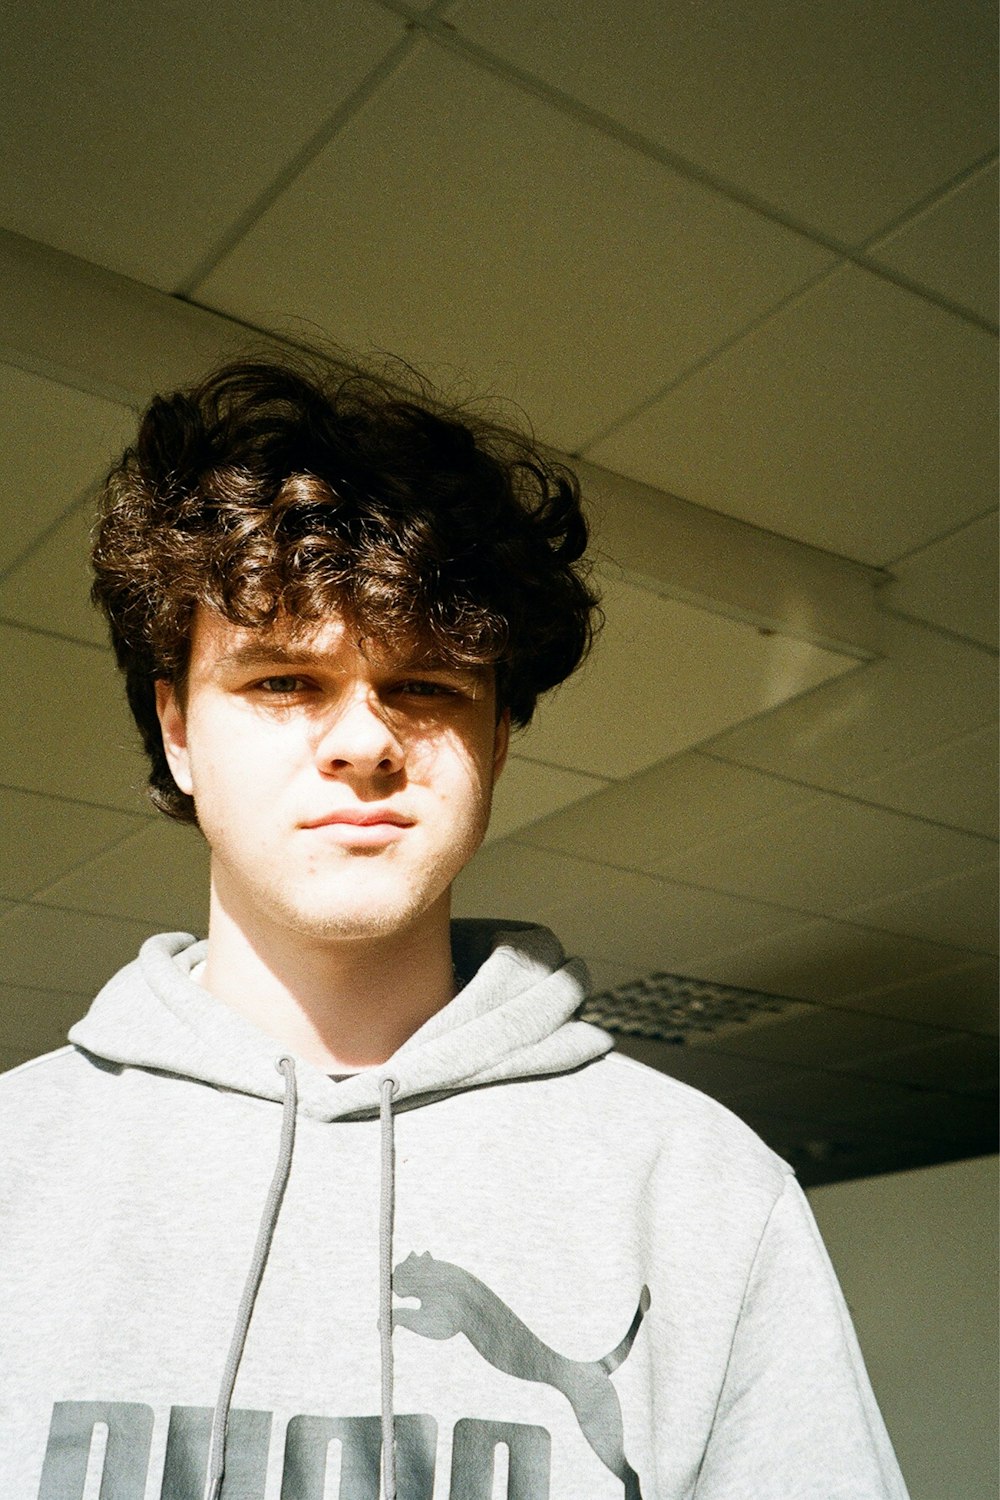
[{"x1": 579, "y1": 971, "x2": 809, "y2": 1043}]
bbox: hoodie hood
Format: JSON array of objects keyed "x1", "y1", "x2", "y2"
[{"x1": 68, "y1": 919, "x2": 613, "y2": 1123}]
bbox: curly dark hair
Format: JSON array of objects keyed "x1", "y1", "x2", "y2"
[{"x1": 91, "y1": 352, "x2": 600, "y2": 823}]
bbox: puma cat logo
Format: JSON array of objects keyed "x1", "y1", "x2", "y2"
[{"x1": 393, "y1": 1251, "x2": 649, "y2": 1499}]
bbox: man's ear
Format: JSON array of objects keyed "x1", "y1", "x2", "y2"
[
  {"x1": 154, "y1": 680, "x2": 194, "y2": 796},
  {"x1": 492, "y1": 708, "x2": 511, "y2": 784}
]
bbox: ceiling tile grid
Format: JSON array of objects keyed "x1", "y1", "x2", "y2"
[
  {"x1": 511, "y1": 573, "x2": 854, "y2": 779},
  {"x1": 0, "y1": 490, "x2": 108, "y2": 646},
  {"x1": 585, "y1": 266, "x2": 998, "y2": 564},
  {"x1": 829, "y1": 959, "x2": 999, "y2": 1035},
  {"x1": 0, "y1": 785, "x2": 144, "y2": 903},
  {"x1": 879, "y1": 510, "x2": 999, "y2": 650},
  {"x1": 687, "y1": 914, "x2": 992, "y2": 1008},
  {"x1": 448, "y1": 0, "x2": 997, "y2": 245},
  {"x1": 701, "y1": 612, "x2": 998, "y2": 797},
  {"x1": 0, "y1": 623, "x2": 150, "y2": 813},
  {"x1": 0, "y1": 902, "x2": 160, "y2": 994},
  {"x1": 868, "y1": 158, "x2": 999, "y2": 326},
  {"x1": 0, "y1": 0, "x2": 407, "y2": 288},
  {"x1": 453, "y1": 839, "x2": 809, "y2": 976},
  {"x1": 31, "y1": 819, "x2": 211, "y2": 933},
  {"x1": 0, "y1": 980, "x2": 93, "y2": 1054},
  {"x1": 835, "y1": 724, "x2": 999, "y2": 838},
  {"x1": 649, "y1": 796, "x2": 995, "y2": 928},
  {"x1": 195, "y1": 41, "x2": 832, "y2": 452},
  {"x1": 835, "y1": 858, "x2": 999, "y2": 955},
  {"x1": 0, "y1": 363, "x2": 135, "y2": 578}
]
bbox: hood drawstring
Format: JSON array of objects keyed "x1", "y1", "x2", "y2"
[
  {"x1": 378, "y1": 1072, "x2": 400, "y2": 1500},
  {"x1": 204, "y1": 1056, "x2": 298, "y2": 1500}
]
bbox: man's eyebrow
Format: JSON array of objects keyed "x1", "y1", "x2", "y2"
[
  {"x1": 213, "y1": 642, "x2": 483, "y2": 675},
  {"x1": 214, "y1": 642, "x2": 328, "y2": 669}
]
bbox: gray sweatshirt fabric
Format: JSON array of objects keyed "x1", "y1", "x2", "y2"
[{"x1": 0, "y1": 920, "x2": 908, "y2": 1499}]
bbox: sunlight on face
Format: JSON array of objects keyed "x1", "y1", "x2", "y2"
[{"x1": 156, "y1": 608, "x2": 509, "y2": 946}]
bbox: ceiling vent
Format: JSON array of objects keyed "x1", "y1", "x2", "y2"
[{"x1": 579, "y1": 971, "x2": 813, "y2": 1045}]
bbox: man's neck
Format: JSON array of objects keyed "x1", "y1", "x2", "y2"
[{"x1": 196, "y1": 888, "x2": 457, "y2": 1073}]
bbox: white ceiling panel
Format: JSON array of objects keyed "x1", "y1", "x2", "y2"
[
  {"x1": 869, "y1": 159, "x2": 999, "y2": 327},
  {"x1": 513, "y1": 574, "x2": 853, "y2": 779},
  {"x1": 0, "y1": 492, "x2": 106, "y2": 645},
  {"x1": 0, "y1": 980, "x2": 92, "y2": 1051},
  {"x1": 0, "y1": 0, "x2": 404, "y2": 289},
  {"x1": 33, "y1": 819, "x2": 211, "y2": 933},
  {"x1": 654, "y1": 794, "x2": 993, "y2": 920},
  {"x1": 831, "y1": 957, "x2": 999, "y2": 1034},
  {"x1": 587, "y1": 266, "x2": 998, "y2": 564},
  {"x1": 842, "y1": 724, "x2": 999, "y2": 837},
  {"x1": 839, "y1": 859, "x2": 999, "y2": 955},
  {"x1": 197, "y1": 42, "x2": 830, "y2": 451},
  {"x1": 702, "y1": 1006, "x2": 932, "y2": 1072},
  {"x1": 455, "y1": 839, "x2": 805, "y2": 973},
  {"x1": 881, "y1": 510, "x2": 999, "y2": 649},
  {"x1": 485, "y1": 755, "x2": 608, "y2": 844},
  {"x1": 704, "y1": 613, "x2": 998, "y2": 794},
  {"x1": 0, "y1": 364, "x2": 134, "y2": 576},
  {"x1": 0, "y1": 786, "x2": 142, "y2": 901},
  {"x1": 696, "y1": 915, "x2": 988, "y2": 1004},
  {"x1": 0, "y1": 623, "x2": 148, "y2": 812},
  {"x1": 517, "y1": 750, "x2": 814, "y2": 877},
  {"x1": 840, "y1": 1032, "x2": 998, "y2": 1095},
  {"x1": 0, "y1": 903, "x2": 156, "y2": 992},
  {"x1": 452, "y1": 0, "x2": 997, "y2": 244}
]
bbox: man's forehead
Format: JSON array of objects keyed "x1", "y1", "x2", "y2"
[{"x1": 191, "y1": 606, "x2": 473, "y2": 674}]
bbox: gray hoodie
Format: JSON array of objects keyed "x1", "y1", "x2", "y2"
[{"x1": 1, "y1": 920, "x2": 907, "y2": 1499}]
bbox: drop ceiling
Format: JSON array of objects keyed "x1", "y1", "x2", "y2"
[{"x1": 0, "y1": 0, "x2": 995, "y2": 1184}]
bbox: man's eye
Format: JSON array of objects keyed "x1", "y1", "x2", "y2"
[
  {"x1": 396, "y1": 680, "x2": 453, "y2": 697},
  {"x1": 257, "y1": 676, "x2": 306, "y2": 694}
]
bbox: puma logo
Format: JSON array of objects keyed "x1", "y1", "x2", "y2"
[{"x1": 393, "y1": 1251, "x2": 649, "y2": 1499}]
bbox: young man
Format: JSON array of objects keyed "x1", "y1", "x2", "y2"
[{"x1": 1, "y1": 356, "x2": 908, "y2": 1499}]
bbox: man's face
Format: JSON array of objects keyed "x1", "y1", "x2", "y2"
[{"x1": 155, "y1": 607, "x2": 508, "y2": 946}]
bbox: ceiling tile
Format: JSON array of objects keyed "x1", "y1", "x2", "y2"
[
  {"x1": 0, "y1": 0, "x2": 404, "y2": 288},
  {"x1": 587, "y1": 266, "x2": 997, "y2": 564},
  {"x1": 612, "y1": 1035, "x2": 796, "y2": 1106},
  {"x1": 695, "y1": 915, "x2": 989, "y2": 1004},
  {"x1": 840, "y1": 858, "x2": 999, "y2": 955},
  {"x1": 736, "y1": 1069, "x2": 990, "y2": 1147},
  {"x1": 0, "y1": 623, "x2": 149, "y2": 812},
  {"x1": 881, "y1": 510, "x2": 999, "y2": 649},
  {"x1": 0, "y1": 365, "x2": 134, "y2": 576},
  {"x1": 707, "y1": 1006, "x2": 934, "y2": 1071},
  {"x1": 831, "y1": 958, "x2": 999, "y2": 1035},
  {"x1": 517, "y1": 750, "x2": 815, "y2": 876},
  {"x1": 0, "y1": 493, "x2": 107, "y2": 645},
  {"x1": 656, "y1": 794, "x2": 993, "y2": 920},
  {"x1": 581, "y1": 956, "x2": 639, "y2": 995},
  {"x1": 485, "y1": 755, "x2": 608, "y2": 844},
  {"x1": 33, "y1": 819, "x2": 210, "y2": 933},
  {"x1": 452, "y1": 0, "x2": 997, "y2": 243},
  {"x1": 0, "y1": 785, "x2": 143, "y2": 901},
  {"x1": 0, "y1": 903, "x2": 156, "y2": 992},
  {"x1": 198, "y1": 43, "x2": 830, "y2": 451},
  {"x1": 842, "y1": 1032, "x2": 998, "y2": 1096},
  {"x1": 704, "y1": 612, "x2": 998, "y2": 794},
  {"x1": 513, "y1": 574, "x2": 852, "y2": 779},
  {"x1": 841, "y1": 724, "x2": 998, "y2": 837},
  {"x1": 455, "y1": 839, "x2": 804, "y2": 974},
  {"x1": 0, "y1": 980, "x2": 91, "y2": 1052},
  {"x1": 869, "y1": 159, "x2": 999, "y2": 326}
]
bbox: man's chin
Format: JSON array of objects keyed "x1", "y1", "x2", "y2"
[{"x1": 275, "y1": 894, "x2": 439, "y2": 945}]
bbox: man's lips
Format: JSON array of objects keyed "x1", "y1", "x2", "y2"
[{"x1": 300, "y1": 809, "x2": 414, "y2": 830}]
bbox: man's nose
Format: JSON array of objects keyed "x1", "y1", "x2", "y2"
[{"x1": 313, "y1": 690, "x2": 405, "y2": 778}]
